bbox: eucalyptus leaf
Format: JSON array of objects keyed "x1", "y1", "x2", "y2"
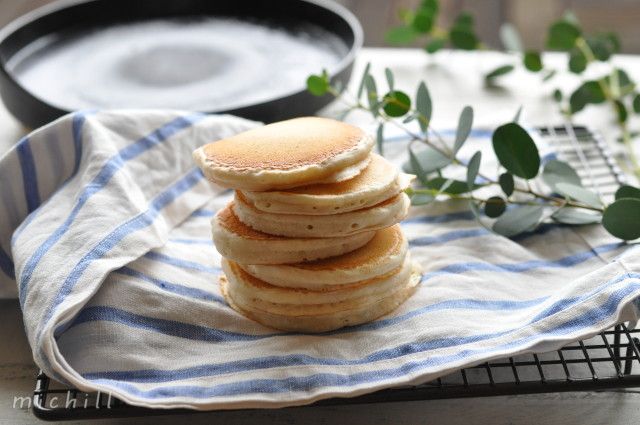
[
  {"x1": 555, "y1": 182, "x2": 603, "y2": 208},
  {"x1": 552, "y1": 207, "x2": 601, "y2": 224},
  {"x1": 492, "y1": 123, "x2": 540, "y2": 179},
  {"x1": 633, "y1": 94, "x2": 640, "y2": 114},
  {"x1": 357, "y1": 62, "x2": 371, "y2": 100},
  {"x1": 615, "y1": 185, "x2": 640, "y2": 200},
  {"x1": 499, "y1": 172, "x2": 514, "y2": 197},
  {"x1": 416, "y1": 81, "x2": 432, "y2": 132},
  {"x1": 424, "y1": 177, "x2": 480, "y2": 194},
  {"x1": 408, "y1": 146, "x2": 428, "y2": 186},
  {"x1": 602, "y1": 198, "x2": 640, "y2": 240},
  {"x1": 553, "y1": 89, "x2": 563, "y2": 102},
  {"x1": 493, "y1": 205, "x2": 544, "y2": 237},
  {"x1": 385, "y1": 68, "x2": 395, "y2": 91},
  {"x1": 386, "y1": 26, "x2": 417, "y2": 44},
  {"x1": 543, "y1": 70, "x2": 557, "y2": 82},
  {"x1": 364, "y1": 75, "x2": 379, "y2": 116},
  {"x1": 500, "y1": 23, "x2": 523, "y2": 52},
  {"x1": 403, "y1": 146, "x2": 452, "y2": 176},
  {"x1": 614, "y1": 100, "x2": 628, "y2": 124},
  {"x1": 412, "y1": 8, "x2": 435, "y2": 33},
  {"x1": 484, "y1": 64, "x2": 515, "y2": 84},
  {"x1": 376, "y1": 123, "x2": 385, "y2": 156},
  {"x1": 542, "y1": 159, "x2": 581, "y2": 191},
  {"x1": 425, "y1": 38, "x2": 446, "y2": 53},
  {"x1": 454, "y1": 106, "x2": 473, "y2": 153},
  {"x1": 485, "y1": 196, "x2": 507, "y2": 218},
  {"x1": 568, "y1": 49, "x2": 587, "y2": 74},
  {"x1": 587, "y1": 36, "x2": 612, "y2": 61},
  {"x1": 523, "y1": 51, "x2": 543, "y2": 72},
  {"x1": 306, "y1": 71, "x2": 329, "y2": 96},
  {"x1": 466, "y1": 151, "x2": 482, "y2": 190},
  {"x1": 383, "y1": 90, "x2": 411, "y2": 117},
  {"x1": 547, "y1": 20, "x2": 581, "y2": 50},
  {"x1": 569, "y1": 81, "x2": 605, "y2": 113}
]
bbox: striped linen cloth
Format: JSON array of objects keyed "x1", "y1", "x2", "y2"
[{"x1": 1, "y1": 110, "x2": 639, "y2": 410}]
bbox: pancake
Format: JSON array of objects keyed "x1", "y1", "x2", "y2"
[
  {"x1": 240, "y1": 154, "x2": 415, "y2": 215},
  {"x1": 193, "y1": 117, "x2": 374, "y2": 191},
  {"x1": 220, "y1": 261, "x2": 421, "y2": 333},
  {"x1": 241, "y1": 225, "x2": 407, "y2": 288},
  {"x1": 232, "y1": 191, "x2": 410, "y2": 238},
  {"x1": 223, "y1": 255, "x2": 412, "y2": 306},
  {"x1": 212, "y1": 203, "x2": 375, "y2": 264}
]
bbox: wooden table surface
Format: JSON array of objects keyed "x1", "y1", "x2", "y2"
[{"x1": 1, "y1": 48, "x2": 639, "y2": 424}]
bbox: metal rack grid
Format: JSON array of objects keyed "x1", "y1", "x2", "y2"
[{"x1": 31, "y1": 125, "x2": 639, "y2": 421}]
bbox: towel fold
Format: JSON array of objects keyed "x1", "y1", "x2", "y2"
[{"x1": 1, "y1": 110, "x2": 638, "y2": 410}]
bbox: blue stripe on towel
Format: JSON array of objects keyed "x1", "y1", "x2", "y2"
[
  {"x1": 114, "y1": 266, "x2": 224, "y2": 304},
  {"x1": 16, "y1": 137, "x2": 40, "y2": 213},
  {"x1": 142, "y1": 252, "x2": 219, "y2": 274},
  {"x1": 12, "y1": 112, "x2": 90, "y2": 246},
  {"x1": 36, "y1": 168, "x2": 204, "y2": 346},
  {"x1": 65, "y1": 305, "x2": 277, "y2": 341},
  {"x1": 189, "y1": 209, "x2": 216, "y2": 218},
  {"x1": 168, "y1": 238, "x2": 213, "y2": 246},
  {"x1": 19, "y1": 113, "x2": 205, "y2": 306},
  {"x1": 86, "y1": 279, "x2": 640, "y2": 398}
]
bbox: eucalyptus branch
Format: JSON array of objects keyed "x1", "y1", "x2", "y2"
[{"x1": 306, "y1": 65, "x2": 640, "y2": 240}]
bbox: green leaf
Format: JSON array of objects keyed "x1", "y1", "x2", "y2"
[
  {"x1": 357, "y1": 62, "x2": 371, "y2": 100},
  {"x1": 587, "y1": 36, "x2": 612, "y2": 61},
  {"x1": 412, "y1": 8, "x2": 435, "y2": 33},
  {"x1": 603, "y1": 69, "x2": 635, "y2": 95},
  {"x1": 542, "y1": 159, "x2": 581, "y2": 191},
  {"x1": 553, "y1": 89, "x2": 563, "y2": 102},
  {"x1": 306, "y1": 71, "x2": 329, "y2": 96},
  {"x1": 424, "y1": 177, "x2": 480, "y2": 194},
  {"x1": 376, "y1": 123, "x2": 384, "y2": 156},
  {"x1": 454, "y1": 106, "x2": 473, "y2": 153},
  {"x1": 602, "y1": 198, "x2": 640, "y2": 240},
  {"x1": 484, "y1": 64, "x2": 514, "y2": 85},
  {"x1": 555, "y1": 182, "x2": 603, "y2": 208},
  {"x1": 449, "y1": 16, "x2": 478, "y2": 51},
  {"x1": 568, "y1": 49, "x2": 587, "y2": 74},
  {"x1": 466, "y1": 151, "x2": 482, "y2": 190},
  {"x1": 500, "y1": 23, "x2": 523, "y2": 52},
  {"x1": 410, "y1": 192, "x2": 435, "y2": 206},
  {"x1": 386, "y1": 26, "x2": 417, "y2": 44},
  {"x1": 633, "y1": 94, "x2": 640, "y2": 114},
  {"x1": 547, "y1": 20, "x2": 581, "y2": 50},
  {"x1": 523, "y1": 51, "x2": 543, "y2": 72},
  {"x1": 493, "y1": 205, "x2": 544, "y2": 237},
  {"x1": 382, "y1": 90, "x2": 411, "y2": 117},
  {"x1": 601, "y1": 32, "x2": 621, "y2": 53},
  {"x1": 408, "y1": 146, "x2": 428, "y2": 186},
  {"x1": 492, "y1": 123, "x2": 540, "y2": 179},
  {"x1": 485, "y1": 196, "x2": 506, "y2": 218},
  {"x1": 403, "y1": 146, "x2": 451, "y2": 176},
  {"x1": 552, "y1": 207, "x2": 601, "y2": 224},
  {"x1": 416, "y1": 82, "x2": 432, "y2": 132},
  {"x1": 615, "y1": 185, "x2": 640, "y2": 200},
  {"x1": 425, "y1": 38, "x2": 446, "y2": 53},
  {"x1": 569, "y1": 81, "x2": 605, "y2": 113},
  {"x1": 364, "y1": 75, "x2": 379, "y2": 116},
  {"x1": 384, "y1": 68, "x2": 394, "y2": 91},
  {"x1": 499, "y1": 172, "x2": 514, "y2": 196},
  {"x1": 615, "y1": 100, "x2": 628, "y2": 124}
]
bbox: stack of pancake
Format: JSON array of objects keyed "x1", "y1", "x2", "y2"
[{"x1": 193, "y1": 117, "x2": 420, "y2": 332}]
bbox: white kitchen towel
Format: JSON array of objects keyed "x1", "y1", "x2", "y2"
[{"x1": 1, "y1": 110, "x2": 639, "y2": 410}]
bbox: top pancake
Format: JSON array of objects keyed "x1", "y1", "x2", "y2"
[{"x1": 193, "y1": 117, "x2": 374, "y2": 191}]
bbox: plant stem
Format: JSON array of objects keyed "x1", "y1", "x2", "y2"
[{"x1": 329, "y1": 86, "x2": 605, "y2": 213}]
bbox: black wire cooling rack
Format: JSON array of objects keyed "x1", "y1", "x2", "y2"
[{"x1": 32, "y1": 125, "x2": 637, "y2": 421}]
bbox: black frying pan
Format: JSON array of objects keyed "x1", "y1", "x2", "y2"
[{"x1": 0, "y1": 0, "x2": 361, "y2": 128}]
